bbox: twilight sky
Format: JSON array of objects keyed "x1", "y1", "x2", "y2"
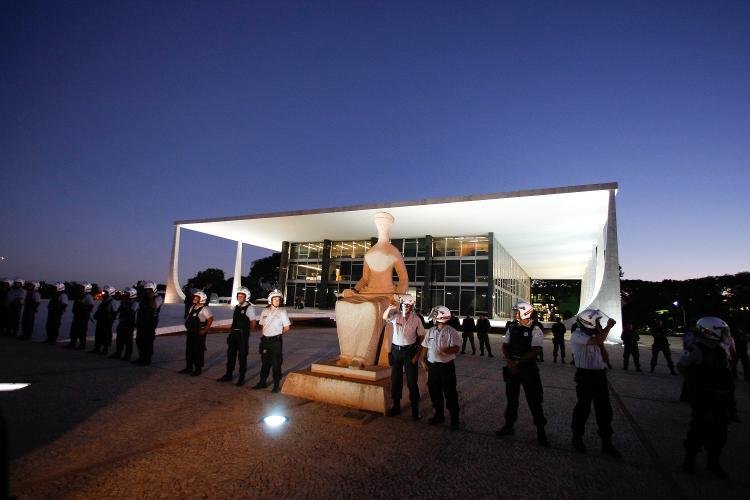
[{"x1": 2, "y1": 0, "x2": 748, "y2": 289}]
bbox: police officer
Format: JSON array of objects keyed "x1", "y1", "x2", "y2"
[
  {"x1": 217, "y1": 287, "x2": 257, "y2": 386},
  {"x1": 133, "y1": 281, "x2": 163, "y2": 366},
  {"x1": 5, "y1": 278, "x2": 26, "y2": 339},
  {"x1": 383, "y1": 293, "x2": 425, "y2": 419},
  {"x1": 91, "y1": 286, "x2": 119, "y2": 354},
  {"x1": 252, "y1": 289, "x2": 291, "y2": 393},
  {"x1": 460, "y1": 315, "x2": 476, "y2": 355},
  {"x1": 476, "y1": 312, "x2": 493, "y2": 357},
  {"x1": 65, "y1": 282, "x2": 94, "y2": 349},
  {"x1": 421, "y1": 306, "x2": 461, "y2": 430},
  {"x1": 570, "y1": 309, "x2": 621, "y2": 457},
  {"x1": 551, "y1": 316, "x2": 566, "y2": 363},
  {"x1": 110, "y1": 288, "x2": 138, "y2": 360},
  {"x1": 180, "y1": 290, "x2": 214, "y2": 376},
  {"x1": 496, "y1": 302, "x2": 549, "y2": 446},
  {"x1": 678, "y1": 317, "x2": 733, "y2": 478},
  {"x1": 650, "y1": 318, "x2": 678, "y2": 375},
  {"x1": 19, "y1": 281, "x2": 41, "y2": 340},
  {"x1": 621, "y1": 322, "x2": 642, "y2": 371},
  {"x1": 45, "y1": 282, "x2": 69, "y2": 344},
  {"x1": 0, "y1": 278, "x2": 11, "y2": 337}
]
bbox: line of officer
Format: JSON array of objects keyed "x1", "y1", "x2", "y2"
[
  {"x1": 180, "y1": 290, "x2": 214, "y2": 376},
  {"x1": 496, "y1": 301, "x2": 549, "y2": 446},
  {"x1": 45, "y1": 282, "x2": 69, "y2": 344},
  {"x1": 678, "y1": 317, "x2": 733, "y2": 478},
  {"x1": 252, "y1": 289, "x2": 291, "y2": 393},
  {"x1": 65, "y1": 282, "x2": 94, "y2": 349},
  {"x1": 421, "y1": 306, "x2": 461, "y2": 430},
  {"x1": 133, "y1": 281, "x2": 163, "y2": 366},
  {"x1": 570, "y1": 309, "x2": 621, "y2": 458},
  {"x1": 110, "y1": 287, "x2": 139, "y2": 360},
  {"x1": 383, "y1": 293, "x2": 425, "y2": 419},
  {"x1": 91, "y1": 286, "x2": 119, "y2": 354},
  {"x1": 5, "y1": 278, "x2": 26, "y2": 338},
  {"x1": 217, "y1": 287, "x2": 257, "y2": 386},
  {"x1": 20, "y1": 281, "x2": 41, "y2": 340}
]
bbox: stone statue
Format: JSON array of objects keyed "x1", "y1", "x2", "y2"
[{"x1": 335, "y1": 211, "x2": 409, "y2": 368}]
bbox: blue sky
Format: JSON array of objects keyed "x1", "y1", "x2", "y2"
[{"x1": 1, "y1": 0, "x2": 748, "y2": 288}]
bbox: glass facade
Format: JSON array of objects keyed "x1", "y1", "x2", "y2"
[{"x1": 283, "y1": 234, "x2": 530, "y2": 319}]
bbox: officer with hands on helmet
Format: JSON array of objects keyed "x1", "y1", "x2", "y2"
[
  {"x1": 678, "y1": 317, "x2": 734, "y2": 478},
  {"x1": 91, "y1": 285, "x2": 119, "y2": 354},
  {"x1": 110, "y1": 288, "x2": 139, "y2": 360},
  {"x1": 66, "y1": 281, "x2": 94, "y2": 349},
  {"x1": 133, "y1": 281, "x2": 163, "y2": 366},
  {"x1": 180, "y1": 290, "x2": 214, "y2": 376},
  {"x1": 421, "y1": 305, "x2": 462, "y2": 430},
  {"x1": 383, "y1": 293, "x2": 425, "y2": 419},
  {"x1": 45, "y1": 282, "x2": 69, "y2": 344},
  {"x1": 20, "y1": 281, "x2": 41, "y2": 340},
  {"x1": 570, "y1": 308, "x2": 621, "y2": 457},
  {"x1": 217, "y1": 287, "x2": 257, "y2": 386},
  {"x1": 252, "y1": 289, "x2": 291, "y2": 393},
  {"x1": 6, "y1": 278, "x2": 26, "y2": 338},
  {"x1": 496, "y1": 301, "x2": 550, "y2": 446}
]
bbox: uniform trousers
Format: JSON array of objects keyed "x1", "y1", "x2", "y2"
[
  {"x1": 136, "y1": 327, "x2": 156, "y2": 363},
  {"x1": 571, "y1": 368, "x2": 613, "y2": 439},
  {"x1": 504, "y1": 365, "x2": 547, "y2": 428},
  {"x1": 650, "y1": 341, "x2": 674, "y2": 370},
  {"x1": 685, "y1": 391, "x2": 729, "y2": 457},
  {"x1": 115, "y1": 325, "x2": 134, "y2": 357},
  {"x1": 259, "y1": 335, "x2": 283, "y2": 386},
  {"x1": 477, "y1": 331, "x2": 492, "y2": 355},
  {"x1": 623, "y1": 343, "x2": 640, "y2": 369},
  {"x1": 69, "y1": 318, "x2": 89, "y2": 347},
  {"x1": 427, "y1": 360, "x2": 459, "y2": 417},
  {"x1": 389, "y1": 346, "x2": 420, "y2": 402},
  {"x1": 553, "y1": 338, "x2": 566, "y2": 360},
  {"x1": 20, "y1": 310, "x2": 36, "y2": 339},
  {"x1": 94, "y1": 320, "x2": 114, "y2": 349},
  {"x1": 46, "y1": 314, "x2": 63, "y2": 343},
  {"x1": 185, "y1": 330, "x2": 206, "y2": 369},
  {"x1": 226, "y1": 331, "x2": 250, "y2": 375},
  {"x1": 7, "y1": 306, "x2": 21, "y2": 338},
  {"x1": 461, "y1": 332, "x2": 476, "y2": 353}
]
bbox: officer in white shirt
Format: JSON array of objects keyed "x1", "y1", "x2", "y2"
[
  {"x1": 496, "y1": 301, "x2": 549, "y2": 446},
  {"x1": 570, "y1": 308, "x2": 621, "y2": 458},
  {"x1": 217, "y1": 287, "x2": 258, "y2": 386},
  {"x1": 383, "y1": 294, "x2": 426, "y2": 419},
  {"x1": 45, "y1": 282, "x2": 69, "y2": 344},
  {"x1": 6, "y1": 278, "x2": 26, "y2": 338},
  {"x1": 179, "y1": 290, "x2": 214, "y2": 376},
  {"x1": 20, "y1": 281, "x2": 41, "y2": 340},
  {"x1": 252, "y1": 289, "x2": 291, "y2": 393},
  {"x1": 66, "y1": 282, "x2": 94, "y2": 350},
  {"x1": 421, "y1": 306, "x2": 462, "y2": 430}
]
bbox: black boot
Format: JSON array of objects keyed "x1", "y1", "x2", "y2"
[
  {"x1": 178, "y1": 367, "x2": 192, "y2": 374},
  {"x1": 236, "y1": 374, "x2": 246, "y2": 387},
  {"x1": 272, "y1": 384, "x2": 281, "y2": 393},
  {"x1": 537, "y1": 427, "x2": 550, "y2": 446},
  {"x1": 428, "y1": 413, "x2": 444, "y2": 425},
  {"x1": 387, "y1": 401, "x2": 401, "y2": 417},
  {"x1": 411, "y1": 402, "x2": 421, "y2": 420},
  {"x1": 572, "y1": 435, "x2": 587, "y2": 453},
  {"x1": 450, "y1": 411, "x2": 460, "y2": 431},
  {"x1": 495, "y1": 424, "x2": 514, "y2": 437},
  {"x1": 252, "y1": 381, "x2": 267, "y2": 390},
  {"x1": 217, "y1": 373, "x2": 233, "y2": 382}
]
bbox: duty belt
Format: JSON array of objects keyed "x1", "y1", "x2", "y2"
[{"x1": 392, "y1": 343, "x2": 418, "y2": 351}]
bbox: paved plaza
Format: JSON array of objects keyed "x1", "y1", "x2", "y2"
[{"x1": 1, "y1": 315, "x2": 749, "y2": 499}]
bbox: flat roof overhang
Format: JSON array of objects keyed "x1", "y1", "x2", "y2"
[{"x1": 176, "y1": 183, "x2": 617, "y2": 280}]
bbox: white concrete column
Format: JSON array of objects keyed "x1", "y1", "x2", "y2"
[
  {"x1": 231, "y1": 241, "x2": 243, "y2": 305},
  {"x1": 164, "y1": 225, "x2": 185, "y2": 304}
]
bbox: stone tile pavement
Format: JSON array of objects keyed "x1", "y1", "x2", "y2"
[{"x1": 1, "y1": 324, "x2": 748, "y2": 499}]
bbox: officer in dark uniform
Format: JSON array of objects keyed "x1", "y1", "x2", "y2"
[
  {"x1": 110, "y1": 288, "x2": 138, "y2": 360},
  {"x1": 496, "y1": 301, "x2": 549, "y2": 446},
  {"x1": 6, "y1": 278, "x2": 25, "y2": 339},
  {"x1": 621, "y1": 323, "x2": 642, "y2": 371},
  {"x1": 551, "y1": 316, "x2": 566, "y2": 363},
  {"x1": 0, "y1": 278, "x2": 10, "y2": 337},
  {"x1": 476, "y1": 312, "x2": 493, "y2": 357},
  {"x1": 45, "y1": 282, "x2": 69, "y2": 344},
  {"x1": 20, "y1": 281, "x2": 41, "y2": 340},
  {"x1": 678, "y1": 317, "x2": 733, "y2": 478},
  {"x1": 65, "y1": 282, "x2": 94, "y2": 349},
  {"x1": 461, "y1": 315, "x2": 476, "y2": 355},
  {"x1": 217, "y1": 287, "x2": 257, "y2": 386},
  {"x1": 180, "y1": 290, "x2": 213, "y2": 376},
  {"x1": 133, "y1": 281, "x2": 163, "y2": 366},
  {"x1": 650, "y1": 319, "x2": 678, "y2": 375},
  {"x1": 91, "y1": 285, "x2": 119, "y2": 354}
]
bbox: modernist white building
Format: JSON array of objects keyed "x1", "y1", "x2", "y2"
[{"x1": 165, "y1": 183, "x2": 622, "y2": 338}]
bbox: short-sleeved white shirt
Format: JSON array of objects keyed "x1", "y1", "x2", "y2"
[
  {"x1": 384, "y1": 307, "x2": 425, "y2": 346},
  {"x1": 27, "y1": 291, "x2": 41, "y2": 305},
  {"x1": 571, "y1": 331, "x2": 607, "y2": 370},
  {"x1": 502, "y1": 325, "x2": 545, "y2": 348},
  {"x1": 260, "y1": 307, "x2": 291, "y2": 337},
  {"x1": 422, "y1": 325, "x2": 462, "y2": 363}
]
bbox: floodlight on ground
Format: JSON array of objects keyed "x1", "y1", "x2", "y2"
[
  {"x1": 0, "y1": 383, "x2": 31, "y2": 392},
  {"x1": 263, "y1": 415, "x2": 288, "y2": 427}
]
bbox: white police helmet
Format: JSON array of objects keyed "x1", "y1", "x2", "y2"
[
  {"x1": 516, "y1": 301, "x2": 534, "y2": 321},
  {"x1": 29, "y1": 281, "x2": 40, "y2": 291},
  {"x1": 2, "y1": 278, "x2": 12, "y2": 286},
  {"x1": 268, "y1": 289, "x2": 284, "y2": 302},
  {"x1": 236, "y1": 287, "x2": 251, "y2": 301},
  {"x1": 143, "y1": 281, "x2": 157, "y2": 292},
  {"x1": 696, "y1": 317, "x2": 730, "y2": 342},
  {"x1": 399, "y1": 294, "x2": 416, "y2": 306},
  {"x1": 429, "y1": 306, "x2": 452, "y2": 323},
  {"x1": 193, "y1": 290, "x2": 208, "y2": 304},
  {"x1": 577, "y1": 309, "x2": 603, "y2": 330},
  {"x1": 55, "y1": 282, "x2": 66, "y2": 292},
  {"x1": 80, "y1": 281, "x2": 92, "y2": 293},
  {"x1": 103, "y1": 285, "x2": 116, "y2": 297},
  {"x1": 125, "y1": 287, "x2": 138, "y2": 299},
  {"x1": 13, "y1": 277, "x2": 25, "y2": 286}
]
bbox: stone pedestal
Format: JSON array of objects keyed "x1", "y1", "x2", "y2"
[{"x1": 281, "y1": 364, "x2": 428, "y2": 414}]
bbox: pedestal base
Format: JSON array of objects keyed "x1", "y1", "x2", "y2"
[
  {"x1": 281, "y1": 365, "x2": 428, "y2": 414},
  {"x1": 310, "y1": 359, "x2": 390, "y2": 381}
]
